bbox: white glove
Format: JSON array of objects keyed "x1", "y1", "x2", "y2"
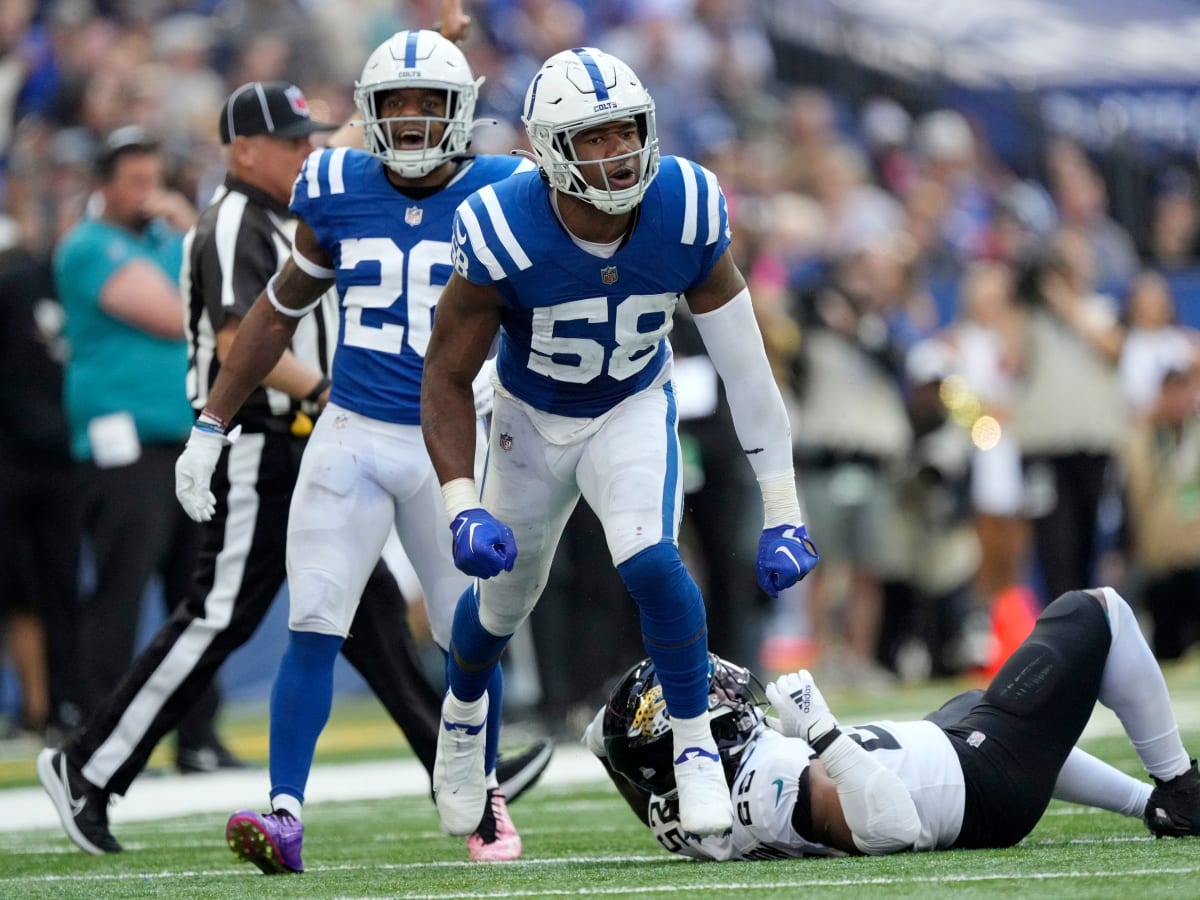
[
  {"x1": 472, "y1": 357, "x2": 498, "y2": 418},
  {"x1": 175, "y1": 424, "x2": 239, "y2": 522},
  {"x1": 581, "y1": 705, "x2": 607, "y2": 758},
  {"x1": 765, "y1": 669, "x2": 839, "y2": 750}
]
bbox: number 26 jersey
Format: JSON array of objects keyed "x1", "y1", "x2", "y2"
[{"x1": 291, "y1": 148, "x2": 532, "y2": 424}]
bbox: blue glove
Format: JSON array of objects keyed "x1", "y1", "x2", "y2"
[
  {"x1": 450, "y1": 508, "x2": 518, "y2": 578},
  {"x1": 756, "y1": 524, "x2": 819, "y2": 597}
]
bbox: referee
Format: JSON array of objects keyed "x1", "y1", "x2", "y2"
[{"x1": 38, "y1": 82, "x2": 549, "y2": 856}]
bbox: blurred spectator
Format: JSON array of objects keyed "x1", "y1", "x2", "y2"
[
  {"x1": 911, "y1": 109, "x2": 997, "y2": 272},
  {"x1": 876, "y1": 339, "x2": 981, "y2": 680},
  {"x1": 809, "y1": 141, "x2": 904, "y2": 260},
  {"x1": 1122, "y1": 363, "x2": 1200, "y2": 660},
  {"x1": 1146, "y1": 167, "x2": 1200, "y2": 271},
  {"x1": 779, "y1": 86, "x2": 841, "y2": 198},
  {"x1": 788, "y1": 251, "x2": 912, "y2": 683},
  {"x1": 939, "y1": 262, "x2": 1030, "y2": 608},
  {"x1": 1119, "y1": 270, "x2": 1200, "y2": 420},
  {"x1": 1044, "y1": 138, "x2": 1139, "y2": 294},
  {"x1": 147, "y1": 14, "x2": 225, "y2": 145},
  {"x1": 52, "y1": 126, "x2": 229, "y2": 760},
  {"x1": 745, "y1": 191, "x2": 824, "y2": 384},
  {"x1": 0, "y1": 220, "x2": 81, "y2": 738},
  {"x1": 1012, "y1": 227, "x2": 1126, "y2": 603},
  {"x1": 859, "y1": 95, "x2": 917, "y2": 198}
]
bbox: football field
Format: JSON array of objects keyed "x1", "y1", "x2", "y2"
[{"x1": 3, "y1": 665, "x2": 1199, "y2": 899}]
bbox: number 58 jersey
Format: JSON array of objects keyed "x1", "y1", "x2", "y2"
[
  {"x1": 291, "y1": 148, "x2": 533, "y2": 424},
  {"x1": 451, "y1": 155, "x2": 732, "y2": 417}
]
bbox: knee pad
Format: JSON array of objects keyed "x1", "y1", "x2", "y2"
[
  {"x1": 983, "y1": 643, "x2": 1064, "y2": 714},
  {"x1": 287, "y1": 570, "x2": 355, "y2": 636}
]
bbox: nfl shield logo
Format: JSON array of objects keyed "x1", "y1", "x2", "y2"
[
  {"x1": 405, "y1": 206, "x2": 423, "y2": 226},
  {"x1": 284, "y1": 85, "x2": 310, "y2": 116},
  {"x1": 499, "y1": 432, "x2": 514, "y2": 451},
  {"x1": 601, "y1": 265, "x2": 619, "y2": 285}
]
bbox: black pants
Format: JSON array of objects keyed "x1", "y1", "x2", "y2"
[
  {"x1": 929, "y1": 590, "x2": 1111, "y2": 848},
  {"x1": 1022, "y1": 452, "x2": 1112, "y2": 603},
  {"x1": 1144, "y1": 567, "x2": 1200, "y2": 660},
  {"x1": 0, "y1": 449, "x2": 82, "y2": 729},
  {"x1": 67, "y1": 429, "x2": 441, "y2": 795},
  {"x1": 74, "y1": 443, "x2": 218, "y2": 751}
]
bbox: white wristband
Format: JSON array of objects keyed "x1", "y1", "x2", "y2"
[
  {"x1": 441, "y1": 477, "x2": 481, "y2": 523},
  {"x1": 759, "y1": 470, "x2": 803, "y2": 528}
]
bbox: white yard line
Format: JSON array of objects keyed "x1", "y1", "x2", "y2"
[{"x1": 0, "y1": 744, "x2": 606, "y2": 833}]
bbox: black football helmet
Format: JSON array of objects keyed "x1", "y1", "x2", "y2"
[{"x1": 602, "y1": 653, "x2": 766, "y2": 797}]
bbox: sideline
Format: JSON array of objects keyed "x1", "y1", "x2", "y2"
[{"x1": 1, "y1": 744, "x2": 603, "y2": 833}]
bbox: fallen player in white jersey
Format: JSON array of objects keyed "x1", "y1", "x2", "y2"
[{"x1": 586, "y1": 586, "x2": 1200, "y2": 860}]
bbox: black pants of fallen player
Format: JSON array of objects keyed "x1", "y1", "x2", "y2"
[
  {"x1": 927, "y1": 590, "x2": 1111, "y2": 848},
  {"x1": 63, "y1": 427, "x2": 442, "y2": 795}
]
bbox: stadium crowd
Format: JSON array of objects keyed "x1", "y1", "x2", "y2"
[{"x1": 2, "y1": 0, "x2": 1199, "y2": 744}]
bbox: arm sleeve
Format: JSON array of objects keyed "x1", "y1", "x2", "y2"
[
  {"x1": 819, "y1": 733, "x2": 922, "y2": 855},
  {"x1": 691, "y1": 287, "x2": 798, "y2": 490}
]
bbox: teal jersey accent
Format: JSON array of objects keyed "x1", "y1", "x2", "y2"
[{"x1": 54, "y1": 217, "x2": 192, "y2": 461}]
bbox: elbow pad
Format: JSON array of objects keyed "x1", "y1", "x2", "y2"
[{"x1": 820, "y1": 733, "x2": 922, "y2": 854}]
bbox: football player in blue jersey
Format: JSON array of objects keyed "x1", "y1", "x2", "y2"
[
  {"x1": 420, "y1": 46, "x2": 820, "y2": 839},
  {"x1": 173, "y1": 30, "x2": 539, "y2": 869}
]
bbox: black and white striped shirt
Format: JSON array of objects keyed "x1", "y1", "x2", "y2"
[{"x1": 181, "y1": 176, "x2": 337, "y2": 432}]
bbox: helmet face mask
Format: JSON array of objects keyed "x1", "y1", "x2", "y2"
[
  {"x1": 522, "y1": 47, "x2": 660, "y2": 215},
  {"x1": 354, "y1": 30, "x2": 482, "y2": 178},
  {"x1": 603, "y1": 654, "x2": 766, "y2": 797}
]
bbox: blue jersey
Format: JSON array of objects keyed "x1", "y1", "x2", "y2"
[
  {"x1": 292, "y1": 149, "x2": 532, "y2": 423},
  {"x1": 451, "y1": 155, "x2": 732, "y2": 417}
]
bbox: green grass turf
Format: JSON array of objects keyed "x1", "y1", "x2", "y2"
[{"x1": 3, "y1": 661, "x2": 1199, "y2": 899}]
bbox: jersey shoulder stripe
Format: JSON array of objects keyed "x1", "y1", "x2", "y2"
[
  {"x1": 294, "y1": 146, "x2": 371, "y2": 206},
  {"x1": 454, "y1": 171, "x2": 542, "y2": 284},
  {"x1": 656, "y1": 155, "x2": 727, "y2": 247}
]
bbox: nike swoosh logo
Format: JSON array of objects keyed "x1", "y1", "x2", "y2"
[
  {"x1": 467, "y1": 522, "x2": 481, "y2": 550},
  {"x1": 61, "y1": 756, "x2": 86, "y2": 817},
  {"x1": 774, "y1": 547, "x2": 800, "y2": 568},
  {"x1": 673, "y1": 746, "x2": 721, "y2": 765},
  {"x1": 772, "y1": 778, "x2": 784, "y2": 806}
]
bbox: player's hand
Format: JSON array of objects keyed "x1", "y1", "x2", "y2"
[
  {"x1": 436, "y1": 0, "x2": 472, "y2": 43},
  {"x1": 450, "y1": 508, "x2": 517, "y2": 578},
  {"x1": 765, "y1": 670, "x2": 839, "y2": 748},
  {"x1": 175, "y1": 425, "x2": 240, "y2": 522},
  {"x1": 755, "y1": 523, "x2": 819, "y2": 597},
  {"x1": 582, "y1": 705, "x2": 607, "y2": 758}
]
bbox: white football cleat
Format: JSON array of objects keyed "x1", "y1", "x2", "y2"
[
  {"x1": 673, "y1": 746, "x2": 733, "y2": 835},
  {"x1": 433, "y1": 692, "x2": 489, "y2": 835}
]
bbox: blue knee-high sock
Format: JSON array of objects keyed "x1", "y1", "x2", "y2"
[
  {"x1": 269, "y1": 630, "x2": 343, "y2": 804},
  {"x1": 440, "y1": 642, "x2": 504, "y2": 777},
  {"x1": 446, "y1": 584, "x2": 511, "y2": 703},
  {"x1": 617, "y1": 542, "x2": 710, "y2": 718},
  {"x1": 484, "y1": 664, "x2": 503, "y2": 778}
]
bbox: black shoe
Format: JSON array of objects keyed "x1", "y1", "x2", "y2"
[
  {"x1": 496, "y1": 739, "x2": 553, "y2": 805},
  {"x1": 177, "y1": 739, "x2": 248, "y2": 775},
  {"x1": 36, "y1": 748, "x2": 122, "y2": 854},
  {"x1": 1144, "y1": 758, "x2": 1200, "y2": 838}
]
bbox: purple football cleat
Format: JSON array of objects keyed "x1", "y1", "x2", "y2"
[{"x1": 226, "y1": 809, "x2": 304, "y2": 874}]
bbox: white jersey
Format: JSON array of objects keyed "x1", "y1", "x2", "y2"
[{"x1": 646, "y1": 723, "x2": 966, "y2": 860}]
